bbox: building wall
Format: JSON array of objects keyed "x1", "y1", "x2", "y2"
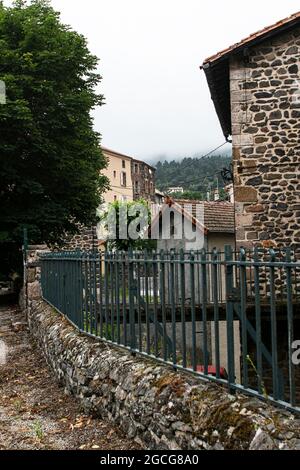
[
  {"x1": 131, "y1": 159, "x2": 156, "y2": 202},
  {"x1": 101, "y1": 150, "x2": 133, "y2": 203},
  {"x1": 230, "y1": 27, "x2": 300, "y2": 250},
  {"x1": 207, "y1": 232, "x2": 235, "y2": 252}
]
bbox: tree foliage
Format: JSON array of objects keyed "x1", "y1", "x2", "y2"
[
  {"x1": 101, "y1": 200, "x2": 155, "y2": 251},
  {"x1": 0, "y1": 0, "x2": 108, "y2": 250}
]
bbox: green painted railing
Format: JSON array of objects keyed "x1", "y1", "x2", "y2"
[{"x1": 40, "y1": 247, "x2": 300, "y2": 413}]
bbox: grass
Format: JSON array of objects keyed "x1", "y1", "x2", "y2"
[{"x1": 32, "y1": 420, "x2": 44, "y2": 441}]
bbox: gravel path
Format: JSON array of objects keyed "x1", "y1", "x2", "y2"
[{"x1": 0, "y1": 304, "x2": 140, "y2": 450}]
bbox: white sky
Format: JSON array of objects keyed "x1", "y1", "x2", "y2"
[{"x1": 6, "y1": 1, "x2": 300, "y2": 161}]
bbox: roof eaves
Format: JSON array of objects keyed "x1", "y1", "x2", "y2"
[{"x1": 202, "y1": 11, "x2": 300, "y2": 66}]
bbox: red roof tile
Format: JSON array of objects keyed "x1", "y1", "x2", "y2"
[
  {"x1": 203, "y1": 11, "x2": 300, "y2": 65},
  {"x1": 174, "y1": 200, "x2": 235, "y2": 233}
]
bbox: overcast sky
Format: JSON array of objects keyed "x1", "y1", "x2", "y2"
[{"x1": 7, "y1": 1, "x2": 300, "y2": 161}]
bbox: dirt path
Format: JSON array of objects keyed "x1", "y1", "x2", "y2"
[{"x1": 0, "y1": 304, "x2": 140, "y2": 450}]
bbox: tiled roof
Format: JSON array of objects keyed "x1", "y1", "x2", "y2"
[
  {"x1": 204, "y1": 201, "x2": 235, "y2": 233},
  {"x1": 174, "y1": 200, "x2": 235, "y2": 233},
  {"x1": 201, "y1": 11, "x2": 300, "y2": 138},
  {"x1": 203, "y1": 11, "x2": 300, "y2": 65}
]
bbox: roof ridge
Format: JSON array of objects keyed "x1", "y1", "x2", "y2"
[{"x1": 202, "y1": 10, "x2": 300, "y2": 65}]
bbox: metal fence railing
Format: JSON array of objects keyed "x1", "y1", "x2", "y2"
[{"x1": 40, "y1": 247, "x2": 300, "y2": 413}]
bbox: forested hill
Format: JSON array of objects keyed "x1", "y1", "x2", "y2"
[{"x1": 155, "y1": 155, "x2": 232, "y2": 193}]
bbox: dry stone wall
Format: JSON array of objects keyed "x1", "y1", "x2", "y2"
[{"x1": 231, "y1": 27, "x2": 300, "y2": 250}]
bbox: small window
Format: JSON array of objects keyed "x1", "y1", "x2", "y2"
[
  {"x1": 120, "y1": 172, "x2": 127, "y2": 187},
  {"x1": 114, "y1": 195, "x2": 117, "y2": 201},
  {"x1": 113, "y1": 170, "x2": 116, "y2": 178},
  {"x1": 134, "y1": 163, "x2": 138, "y2": 173},
  {"x1": 122, "y1": 160, "x2": 126, "y2": 169}
]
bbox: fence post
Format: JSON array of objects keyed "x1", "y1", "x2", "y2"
[
  {"x1": 225, "y1": 245, "x2": 236, "y2": 391},
  {"x1": 239, "y1": 247, "x2": 248, "y2": 389},
  {"x1": 160, "y1": 249, "x2": 167, "y2": 361},
  {"x1": 201, "y1": 248, "x2": 209, "y2": 375},
  {"x1": 128, "y1": 248, "x2": 136, "y2": 352},
  {"x1": 189, "y1": 250, "x2": 197, "y2": 371},
  {"x1": 285, "y1": 248, "x2": 295, "y2": 406},
  {"x1": 180, "y1": 249, "x2": 187, "y2": 368},
  {"x1": 269, "y1": 248, "x2": 279, "y2": 400}
]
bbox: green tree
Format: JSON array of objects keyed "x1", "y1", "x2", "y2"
[
  {"x1": 101, "y1": 200, "x2": 155, "y2": 251},
  {"x1": 0, "y1": 0, "x2": 108, "y2": 257}
]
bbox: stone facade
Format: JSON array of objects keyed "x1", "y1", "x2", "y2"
[
  {"x1": 231, "y1": 27, "x2": 300, "y2": 250},
  {"x1": 20, "y1": 248, "x2": 300, "y2": 450},
  {"x1": 131, "y1": 159, "x2": 156, "y2": 202}
]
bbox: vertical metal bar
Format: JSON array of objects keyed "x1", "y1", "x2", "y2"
[
  {"x1": 253, "y1": 247, "x2": 263, "y2": 394},
  {"x1": 122, "y1": 251, "x2": 127, "y2": 346},
  {"x1": 170, "y1": 250, "x2": 177, "y2": 366},
  {"x1": 99, "y1": 250, "x2": 103, "y2": 337},
  {"x1": 79, "y1": 253, "x2": 84, "y2": 331},
  {"x1": 92, "y1": 252, "x2": 98, "y2": 336},
  {"x1": 212, "y1": 248, "x2": 220, "y2": 379},
  {"x1": 225, "y1": 245, "x2": 235, "y2": 390},
  {"x1": 153, "y1": 251, "x2": 159, "y2": 357},
  {"x1": 180, "y1": 249, "x2": 187, "y2": 368},
  {"x1": 160, "y1": 250, "x2": 167, "y2": 361},
  {"x1": 128, "y1": 248, "x2": 136, "y2": 351},
  {"x1": 88, "y1": 252, "x2": 93, "y2": 333},
  {"x1": 285, "y1": 248, "x2": 295, "y2": 406},
  {"x1": 144, "y1": 249, "x2": 150, "y2": 355},
  {"x1": 136, "y1": 252, "x2": 142, "y2": 351},
  {"x1": 104, "y1": 251, "x2": 110, "y2": 339},
  {"x1": 190, "y1": 251, "x2": 197, "y2": 371},
  {"x1": 239, "y1": 248, "x2": 248, "y2": 389},
  {"x1": 201, "y1": 249, "x2": 209, "y2": 375},
  {"x1": 116, "y1": 250, "x2": 121, "y2": 344},
  {"x1": 110, "y1": 252, "x2": 115, "y2": 342},
  {"x1": 269, "y1": 249, "x2": 279, "y2": 400}
]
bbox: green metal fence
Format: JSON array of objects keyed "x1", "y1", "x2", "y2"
[{"x1": 40, "y1": 247, "x2": 300, "y2": 413}]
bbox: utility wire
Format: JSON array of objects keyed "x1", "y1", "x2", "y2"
[{"x1": 162, "y1": 141, "x2": 230, "y2": 187}]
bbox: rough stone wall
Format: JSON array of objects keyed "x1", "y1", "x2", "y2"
[
  {"x1": 21, "y1": 248, "x2": 300, "y2": 450},
  {"x1": 63, "y1": 225, "x2": 98, "y2": 251},
  {"x1": 231, "y1": 27, "x2": 300, "y2": 250},
  {"x1": 131, "y1": 160, "x2": 156, "y2": 203}
]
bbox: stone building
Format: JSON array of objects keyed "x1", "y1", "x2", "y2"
[
  {"x1": 202, "y1": 12, "x2": 300, "y2": 250},
  {"x1": 131, "y1": 158, "x2": 156, "y2": 202}
]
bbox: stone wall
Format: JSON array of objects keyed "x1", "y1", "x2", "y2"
[
  {"x1": 231, "y1": 27, "x2": 300, "y2": 250},
  {"x1": 63, "y1": 225, "x2": 99, "y2": 251},
  {"x1": 20, "y1": 248, "x2": 300, "y2": 450}
]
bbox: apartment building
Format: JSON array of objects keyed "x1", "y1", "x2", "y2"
[
  {"x1": 101, "y1": 147, "x2": 156, "y2": 204},
  {"x1": 101, "y1": 147, "x2": 133, "y2": 203}
]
